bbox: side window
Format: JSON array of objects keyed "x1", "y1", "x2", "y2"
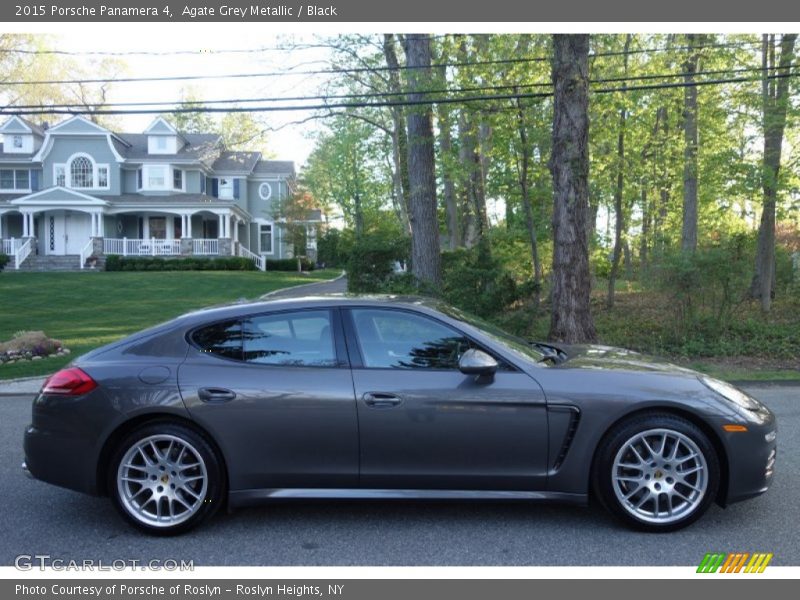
[
  {"x1": 192, "y1": 320, "x2": 243, "y2": 360},
  {"x1": 351, "y1": 309, "x2": 471, "y2": 370},
  {"x1": 243, "y1": 310, "x2": 336, "y2": 367}
]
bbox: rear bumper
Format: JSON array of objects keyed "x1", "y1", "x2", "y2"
[{"x1": 23, "y1": 423, "x2": 100, "y2": 495}]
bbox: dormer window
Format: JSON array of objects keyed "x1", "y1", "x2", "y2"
[
  {"x1": 147, "y1": 135, "x2": 178, "y2": 154},
  {"x1": 12, "y1": 135, "x2": 22, "y2": 148},
  {"x1": 156, "y1": 137, "x2": 167, "y2": 150},
  {"x1": 70, "y1": 156, "x2": 93, "y2": 188},
  {"x1": 54, "y1": 153, "x2": 110, "y2": 190}
]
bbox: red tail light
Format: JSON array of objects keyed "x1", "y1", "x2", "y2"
[{"x1": 41, "y1": 367, "x2": 97, "y2": 396}]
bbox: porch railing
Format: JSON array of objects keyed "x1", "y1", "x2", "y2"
[
  {"x1": 192, "y1": 239, "x2": 219, "y2": 255},
  {"x1": 103, "y1": 238, "x2": 181, "y2": 256},
  {"x1": 79, "y1": 239, "x2": 94, "y2": 270},
  {"x1": 238, "y1": 245, "x2": 265, "y2": 271},
  {"x1": 2, "y1": 238, "x2": 21, "y2": 256},
  {"x1": 14, "y1": 238, "x2": 33, "y2": 270}
]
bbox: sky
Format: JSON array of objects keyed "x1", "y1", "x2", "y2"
[{"x1": 45, "y1": 30, "x2": 331, "y2": 167}]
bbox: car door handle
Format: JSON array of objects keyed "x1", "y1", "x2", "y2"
[
  {"x1": 363, "y1": 392, "x2": 402, "y2": 408},
  {"x1": 198, "y1": 387, "x2": 237, "y2": 403}
]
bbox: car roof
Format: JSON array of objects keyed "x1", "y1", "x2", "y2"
[{"x1": 178, "y1": 294, "x2": 446, "y2": 325}]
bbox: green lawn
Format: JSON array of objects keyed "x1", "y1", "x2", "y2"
[{"x1": 0, "y1": 269, "x2": 341, "y2": 380}]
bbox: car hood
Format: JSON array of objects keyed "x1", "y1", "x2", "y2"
[{"x1": 554, "y1": 344, "x2": 700, "y2": 376}]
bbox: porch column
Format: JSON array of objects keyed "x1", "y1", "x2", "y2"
[
  {"x1": 90, "y1": 213, "x2": 97, "y2": 237},
  {"x1": 233, "y1": 217, "x2": 239, "y2": 243},
  {"x1": 0, "y1": 214, "x2": 3, "y2": 239},
  {"x1": 186, "y1": 214, "x2": 193, "y2": 238},
  {"x1": 218, "y1": 214, "x2": 225, "y2": 238},
  {"x1": 22, "y1": 213, "x2": 29, "y2": 237},
  {"x1": 98, "y1": 213, "x2": 105, "y2": 237}
]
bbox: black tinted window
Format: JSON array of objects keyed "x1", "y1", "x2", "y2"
[
  {"x1": 351, "y1": 309, "x2": 470, "y2": 370},
  {"x1": 192, "y1": 320, "x2": 243, "y2": 360},
  {"x1": 243, "y1": 310, "x2": 336, "y2": 367}
]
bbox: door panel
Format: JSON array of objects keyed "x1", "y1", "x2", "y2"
[
  {"x1": 178, "y1": 310, "x2": 358, "y2": 491},
  {"x1": 352, "y1": 369, "x2": 549, "y2": 490},
  {"x1": 346, "y1": 308, "x2": 549, "y2": 491}
]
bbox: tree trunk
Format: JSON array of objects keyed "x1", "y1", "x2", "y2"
[
  {"x1": 383, "y1": 34, "x2": 412, "y2": 235},
  {"x1": 607, "y1": 35, "x2": 631, "y2": 309},
  {"x1": 750, "y1": 34, "x2": 797, "y2": 312},
  {"x1": 548, "y1": 34, "x2": 597, "y2": 344},
  {"x1": 433, "y1": 49, "x2": 460, "y2": 250},
  {"x1": 515, "y1": 94, "x2": 542, "y2": 309},
  {"x1": 681, "y1": 34, "x2": 700, "y2": 253},
  {"x1": 402, "y1": 34, "x2": 442, "y2": 289},
  {"x1": 640, "y1": 186, "x2": 649, "y2": 268}
]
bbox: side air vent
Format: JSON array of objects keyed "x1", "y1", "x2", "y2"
[{"x1": 550, "y1": 406, "x2": 581, "y2": 471}]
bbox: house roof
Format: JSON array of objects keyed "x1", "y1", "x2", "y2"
[
  {"x1": 111, "y1": 133, "x2": 222, "y2": 164},
  {"x1": 211, "y1": 151, "x2": 261, "y2": 173},
  {"x1": 19, "y1": 118, "x2": 46, "y2": 138},
  {"x1": 252, "y1": 160, "x2": 295, "y2": 176},
  {"x1": 97, "y1": 193, "x2": 236, "y2": 207},
  {"x1": 0, "y1": 145, "x2": 36, "y2": 159}
]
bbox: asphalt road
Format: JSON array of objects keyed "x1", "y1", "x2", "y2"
[{"x1": 1, "y1": 386, "x2": 797, "y2": 566}]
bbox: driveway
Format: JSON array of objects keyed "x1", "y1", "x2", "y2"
[{"x1": 1, "y1": 385, "x2": 797, "y2": 566}]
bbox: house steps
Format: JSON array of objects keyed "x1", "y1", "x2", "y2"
[{"x1": 14, "y1": 254, "x2": 105, "y2": 272}]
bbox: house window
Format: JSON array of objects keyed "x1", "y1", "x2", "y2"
[
  {"x1": 147, "y1": 166, "x2": 167, "y2": 188},
  {"x1": 259, "y1": 223, "x2": 273, "y2": 254},
  {"x1": 55, "y1": 165, "x2": 66, "y2": 187},
  {"x1": 149, "y1": 217, "x2": 167, "y2": 239},
  {"x1": 0, "y1": 169, "x2": 30, "y2": 191},
  {"x1": 218, "y1": 178, "x2": 234, "y2": 199},
  {"x1": 156, "y1": 137, "x2": 167, "y2": 150},
  {"x1": 173, "y1": 169, "x2": 183, "y2": 190},
  {"x1": 259, "y1": 182, "x2": 272, "y2": 200},
  {"x1": 97, "y1": 166, "x2": 109, "y2": 188},
  {"x1": 70, "y1": 156, "x2": 94, "y2": 188},
  {"x1": 137, "y1": 168, "x2": 143, "y2": 189},
  {"x1": 12, "y1": 135, "x2": 23, "y2": 148},
  {"x1": 0, "y1": 170, "x2": 14, "y2": 190}
]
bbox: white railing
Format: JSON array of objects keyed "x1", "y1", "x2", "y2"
[
  {"x1": 2, "y1": 238, "x2": 21, "y2": 256},
  {"x1": 103, "y1": 238, "x2": 181, "y2": 257},
  {"x1": 79, "y1": 239, "x2": 94, "y2": 270},
  {"x1": 192, "y1": 239, "x2": 219, "y2": 255},
  {"x1": 238, "y1": 245, "x2": 265, "y2": 271},
  {"x1": 14, "y1": 238, "x2": 33, "y2": 270}
]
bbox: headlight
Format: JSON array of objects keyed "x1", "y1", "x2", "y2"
[{"x1": 700, "y1": 376, "x2": 762, "y2": 411}]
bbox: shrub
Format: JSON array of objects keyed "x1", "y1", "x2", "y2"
[
  {"x1": 0, "y1": 331, "x2": 65, "y2": 363},
  {"x1": 441, "y1": 242, "x2": 519, "y2": 319},
  {"x1": 317, "y1": 228, "x2": 352, "y2": 268},
  {"x1": 0, "y1": 253, "x2": 9, "y2": 272},
  {"x1": 266, "y1": 258, "x2": 316, "y2": 272},
  {"x1": 346, "y1": 233, "x2": 410, "y2": 293},
  {"x1": 105, "y1": 256, "x2": 256, "y2": 272}
]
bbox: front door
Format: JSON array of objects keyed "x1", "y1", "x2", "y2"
[
  {"x1": 46, "y1": 212, "x2": 91, "y2": 255},
  {"x1": 345, "y1": 307, "x2": 550, "y2": 491}
]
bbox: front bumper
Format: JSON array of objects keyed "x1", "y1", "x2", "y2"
[{"x1": 719, "y1": 407, "x2": 777, "y2": 505}]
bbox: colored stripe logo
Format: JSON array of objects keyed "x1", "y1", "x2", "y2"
[{"x1": 697, "y1": 552, "x2": 773, "y2": 573}]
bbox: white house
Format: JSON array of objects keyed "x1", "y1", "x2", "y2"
[{"x1": 0, "y1": 115, "x2": 321, "y2": 270}]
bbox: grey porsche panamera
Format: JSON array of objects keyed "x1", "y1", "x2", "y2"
[{"x1": 23, "y1": 296, "x2": 776, "y2": 535}]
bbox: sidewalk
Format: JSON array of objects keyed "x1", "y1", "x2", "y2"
[{"x1": 0, "y1": 376, "x2": 46, "y2": 396}]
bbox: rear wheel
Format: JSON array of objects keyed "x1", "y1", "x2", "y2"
[
  {"x1": 108, "y1": 422, "x2": 224, "y2": 535},
  {"x1": 593, "y1": 413, "x2": 720, "y2": 532}
]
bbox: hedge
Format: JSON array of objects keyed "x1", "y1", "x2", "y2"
[
  {"x1": 265, "y1": 258, "x2": 316, "y2": 271},
  {"x1": 105, "y1": 255, "x2": 256, "y2": 272}
]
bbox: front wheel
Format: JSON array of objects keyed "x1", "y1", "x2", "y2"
[
  {"x1": 108, "y1": 422, "x2": 225, "y2": 535},
  {"x1": 593, "y1": 413, "x2": 720, "y2": 532}
]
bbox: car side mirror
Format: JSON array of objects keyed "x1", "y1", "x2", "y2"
[{"x1": 458, "y1": 349, "x2": 498, "y2": 380}]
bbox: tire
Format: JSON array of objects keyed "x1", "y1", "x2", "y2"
[
  {"x1": 108, "y1": 422, "x2": 225, "y2": 535},
  {"x1": 593, "y1": 413, "x2": 720, "y2": 532}
]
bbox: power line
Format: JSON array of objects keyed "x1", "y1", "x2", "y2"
[
  {"x1": 4, "y1": 63, "x2": 793, "y2": 111},
  {"x1": 1, "y1": 72, "x2": 795, "y2": 118},
  {"x1": 0, "y1": 40, "x2": 770, "y2": 87}
]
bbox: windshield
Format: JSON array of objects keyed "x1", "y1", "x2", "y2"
[{"x1": 436, "y1": 303, "x2": 548, "y2": 365}]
